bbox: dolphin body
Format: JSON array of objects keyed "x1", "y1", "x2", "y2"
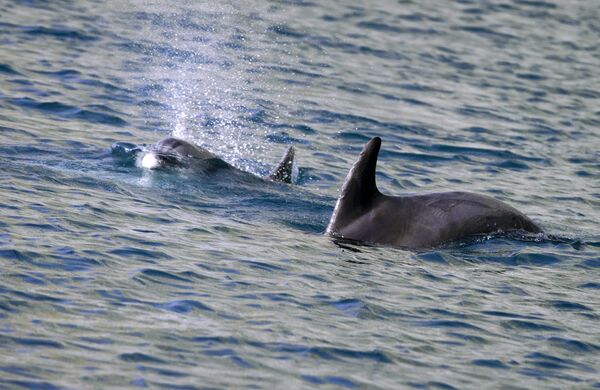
[
  {"x1": 326, "y1": 137, "x2": 542, "y2": 249},
  {"x1": 113, "y1": 137, "x2": 295, "y2": 184}
]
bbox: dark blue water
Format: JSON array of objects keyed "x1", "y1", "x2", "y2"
[{"x1": 1, "y1": 0, "x2": 599, "y2": 388}]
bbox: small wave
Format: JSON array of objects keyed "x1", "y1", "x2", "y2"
[
  {"x1": 481, "y1": 310, "x2": 540, "y2": 320},
  {"x1": 237, "y1": 259, "x2": 288, "y2": 272},
  {"x1": 578, "y1": 282, "x2": 600, "y2": 289},
  {"x1": 158, "y1": 299, "x2": 214, "y2": 314},
  {"x1": 34, "y1": 68, "x2": 82, "y2": 79},
  {"x1": 516, "y1": 72, "x2": 547, "y2": 81},
  {"x1": 22, "y1": 25, "x2": 99, "y2": 41},
  {"x1": 203, "y1": 349, "x2": 254, "y2": 368},
  {"x1": 495, "y1": 160, "x2": 530, "y2": 171},
  {"x1": 7, "y1": 97, "x2": 128, "y2": 126},
  {"x1": 139, "y1": 268, "x2": 198, "y2": 282},
  {"x1": 135, "y1": 365, "x2": 188, "y2": 378},
  {"x1": 407, "y1": 381, "x2": 459, "y2": 390},
  {"x1": 417, "y1": 320, "x2": 484, "y2": 331},
  {"x1": 356, "y1": 21, "x2": 438, "y2": 35},
  {"x1": 525, "y1": 352, "x2": 592, "y2": 372},
  {"x1": 514, "y1": 0, "x2": 557, "y2": 9},
  {"x1": 1, "y1": 248, "x2": 101, "y2": 272},
  {"x1": 299, "y1": 109, "x2": 432, "y2": 138},
  {"x1": 581, "y1": 258, "x2": 600, "y2": 268},
  {"x1": 502, "y1": 319, "x2": 563, "y2": 332},
  {"x1": 505, "y1": 251, "x2": 563, "y2": 266},
  {"x1": 456, "y1": 105, "x2": 514, "y2": 122},
  {"x1": 328, "y1": 298, "x2": 399, "y2": 319},
  {"x1": 548, "y1": 300, "x2": 592, "y2": 312},
  {"x1": 267, "y1": 24, "x2": 306, "y2": 38},
  {"x1": 447, "y1": 332, "x2": 488, "y2": 344},
  {"x1": 0, "y1": 379, "x2": 62, "y2": 390},
  {"x1": 250, "y1": 342, "x2": 394, "y2": 364},
  {"x1": 263, "y1": 65, "x2": 324, "y2": 79},
  {"x1": 455, "y1": 26, "x2": 517, "y2": 42},
  {"x1": 265, "y1": 132, "x2": 308, "y2": 145},
  {"x1": 302, "y1": 375, "x2": 358, "y2": 388},
  {"x1": 0, "y1": 63, "x2": 20, "y2": 75},
  {"x1": 471, "y1": 359, "x2": 510, "y2": 369},
  {"x1": 119, "y1": 352, "x2": 166, "y2": 363},
  {"x1": 6, "y1": 335, "x2": 64, "y2": 349},
  {"x1": 110, "y1": 248, "x2": 172, "y2": 262}
]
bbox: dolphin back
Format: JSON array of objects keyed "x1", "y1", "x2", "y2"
[{"x1": 326, "y1": 136, "x2": 543, "y2": 249}]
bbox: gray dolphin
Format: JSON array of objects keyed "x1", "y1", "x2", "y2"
[
  {"x1": 326, "y1": 137, "x2": 542, "y2": 249},
  {"x1": 137, "y1": 137, "x2": 295, "y2": 183}
]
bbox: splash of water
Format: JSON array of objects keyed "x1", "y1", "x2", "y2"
[{"x1": 123, "y1": 0, "x2": 289, "y2": 174}]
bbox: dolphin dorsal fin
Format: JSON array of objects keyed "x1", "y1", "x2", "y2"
[
  {"x1": 327, "y1": 137, "x2": 382, "y2": 233},
  {"x1": 268, "y1": 146, "x2": 295, "y2": 183}
]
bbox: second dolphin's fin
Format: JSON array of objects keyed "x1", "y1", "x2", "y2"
[{"x1": 268, "y1": 146, "x2": 295, "y2": 183}]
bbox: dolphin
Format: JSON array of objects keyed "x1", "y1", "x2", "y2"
[
  {"x1": 113, "y1": 137, "x2": 295, "y2": 184},
  {"x1": 326, "y1": 137, "x2": 542, "y2": 249}
]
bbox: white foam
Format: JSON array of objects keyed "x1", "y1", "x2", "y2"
[{"x1": 140, "y1": 153, "x2": 160, "y2": 169}]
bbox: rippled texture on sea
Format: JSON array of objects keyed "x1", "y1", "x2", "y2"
[{"x1": 0, "y1": 0, "x2": 599, "y2": 389}]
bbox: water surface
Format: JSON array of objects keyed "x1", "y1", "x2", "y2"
[{"x1": 1, "y1": 0, "x2": 599, "y2": 388}]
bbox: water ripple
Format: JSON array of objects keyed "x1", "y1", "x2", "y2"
[
  {"x1": 0, "y1": 0, "x2": 598, "y2": 389},
  {"x1": 6, "y1": 97, "x2": 128, "y2": 126},
  {"x1": 21, "y1": 25, "x2": 99, "y2": 42}
]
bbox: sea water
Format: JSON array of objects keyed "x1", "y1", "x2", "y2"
[{"x1": 0, "y1": 1, "x2": 599, "y2": 388}]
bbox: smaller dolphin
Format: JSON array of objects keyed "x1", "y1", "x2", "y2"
[
  {"x1": 113, "y1": 137, "x2": 295, "y2": 184},
  {"x1": 326, "y1": 137, "x2": 542, "y2": 249}
]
